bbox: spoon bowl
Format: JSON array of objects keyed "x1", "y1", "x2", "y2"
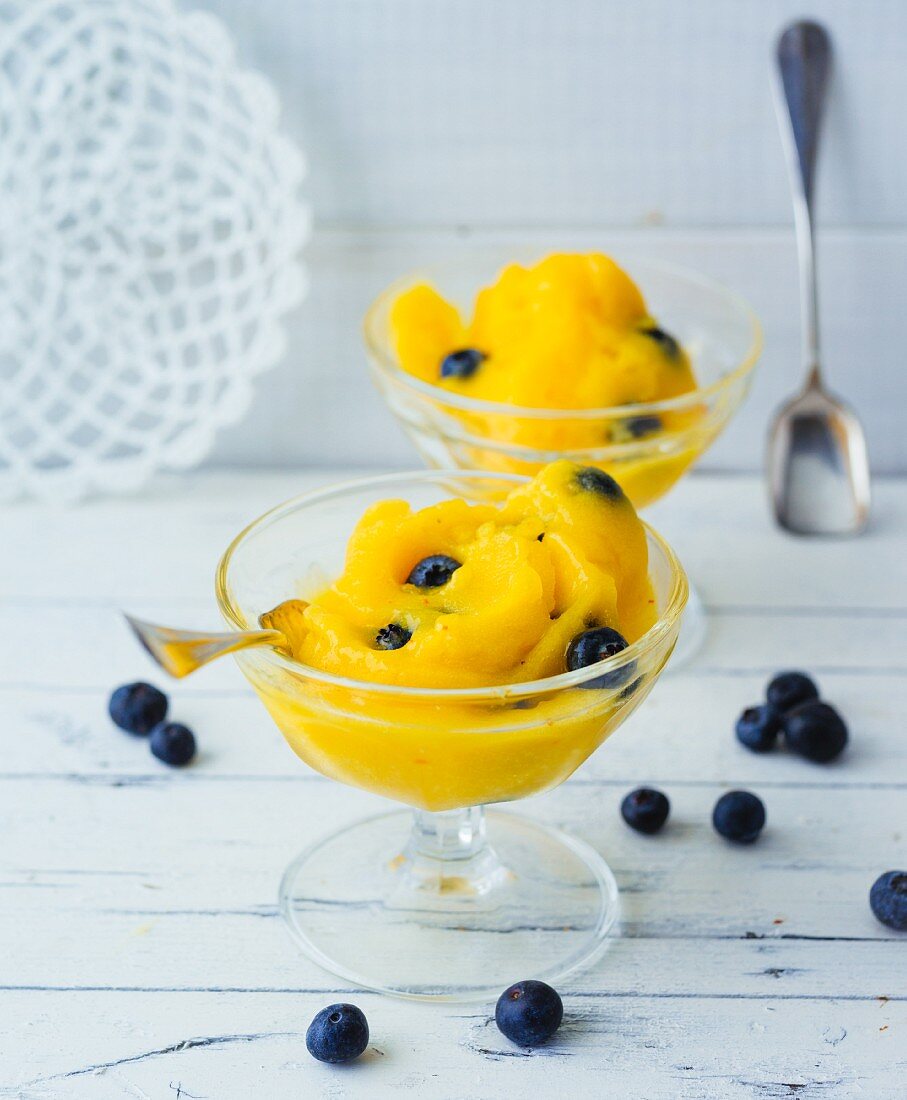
[{"x1": 768, "y1": 372, "x2": 871, "y2": 535}]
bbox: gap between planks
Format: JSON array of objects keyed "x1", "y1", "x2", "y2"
[{"x1": 0, "y1": 984, "x2": 901, "y2": 1003}]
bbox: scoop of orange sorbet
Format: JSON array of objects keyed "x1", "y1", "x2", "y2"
[
  {"x1": 260, "y1": 460, "x2": 655, "y2": 690},
  {"x1": 389, "y1": 252, "x2": 697, "y2": 413}
]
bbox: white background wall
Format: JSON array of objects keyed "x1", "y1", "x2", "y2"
[{"x1": 196, "y1": 0, "x2": 907, "y2": 474}]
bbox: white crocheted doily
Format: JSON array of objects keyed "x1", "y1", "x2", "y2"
[{"x1": 0, "y1": 0, "x2": 310, "y2": 501}]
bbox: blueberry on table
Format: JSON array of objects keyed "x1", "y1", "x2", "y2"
[
  {"x1": 712, "y1": 790, "x2": 766, "y2": 844},
  {"x1": 735, "y1": 704, "x2": 781, "y2": 753},
  {"x1": 306, "y1": 1003, "x2": 369, "y2": 1063},
  {"x1": 149, "y1": 722, "x2": 196, "y2": 767},
  {"x1": 766, "y1": 670, "x2": 818, "y2": 714},
  {"x1": 639, "y1": 324, "x2": 680, "y2": 359},
  {"x1": 782, "y1": 701, "x2": 847, "y2": 763},
  {"x1": 566, "y1": 625, "x2": 633, "y2": 689},
  {"x1": 406, "y1": 554, "x2": 461, "y2": 587},
  {"x1": 375, "y1": 623, "x2": 412, "y2": 650},
  {"x1": 621, "y1": 787, "x2": 670, "y2": 834},
  {"x1": 575, "y1": 465, "x2": 625, "y2": 501},
  {"x1": 495, "y1": 980, "x2": 563, "y2": 1047},
  {"x1": 869, "y1": 871, "x2": 907, "y2": 931},
  {"x1": 440, "y1": 347, "x2": 486, "y2": 380},
  {"x1": 108, "y1": 682, "x2": 168, "y2": 735}
]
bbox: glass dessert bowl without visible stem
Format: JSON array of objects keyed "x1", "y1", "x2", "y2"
[
  {"x1": 216, "y1": 471, "x2": 687, "y2": 1001},
  {"x1": 365, "y1": 256, "x2": 759, "y2": 664}
]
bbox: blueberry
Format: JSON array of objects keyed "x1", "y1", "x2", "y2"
[
  {"x1": 149, "y1": 722, "x2": 196, "y2": 767},
  {"x1": 406, "y1": 554, "x2": 461, "y2": 587},
  {"x1": 639, "y1": 324, "x2": 680, "y2": 359},
  {"x1": 575, "y1": 466, "x2": 625, "y2": 501},
  {"x1": 712, "y1": 790, "x2": 766, "y2": 844},
  {"x1": 618, "y1": 675, "x2": 643, "y2": 700},
  {"x1": 735, "y1": 704, "x2": 781, "y2": 753},
  {"x1": 440, "y1": 347, "x2": 486, "y2": 380},
  {"x1": 621, "y1": 787, "x2": 670, "y2": 834},
  {"x1": 305, "y1": 1003, "x2": 369, "y2": 1063},
  {"x1": 495, "y1": 980, "x2": 563, "y2": 1047},
  {"x1": 869, "y1": 871, "x2": 907, "y2": 932},
  {"x1": 766, "y1": 671, "x2": 818, "y2": 714},
  {"x1": 108, "y1": 682, "x2": 168, "y2": 735},
  {"x1": 566, "y1": 626, "x2": 634, "y2": 689},
  {"x1": 782, "y1": 701, "x2": 847, "y2": 763},
  {"x1": 375, "y1": 623, "x2": 411, "y2": 650},
  {"x1": 624, "y1": 414, "x2": 663, "y2": 439}
]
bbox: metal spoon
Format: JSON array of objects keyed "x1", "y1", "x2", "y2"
[
  {"x1": 767, "y1": 20, "x2": 870, "y2": 535},
  {"x1": 124, "y1": 614, "x2": 283, "y2": 678}
]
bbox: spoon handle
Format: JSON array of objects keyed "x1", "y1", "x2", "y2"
[
  {"x1": 775, "y1": 20, "x2": 832, "y2": 381},
  {"x1": 124, "y1": 613, "x2": 284, "y2": 678}
]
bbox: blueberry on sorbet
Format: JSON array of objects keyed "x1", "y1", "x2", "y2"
[
  {"x1": 639, "y1": 324, "x2": 680, "y2": 359},
  {"x1": 624, "y1": 414, "x2": 663, "y2": 439},
  {"x1": 440, "y1": 348, "x2": 486, "y2": 380},
  {"x1": 566, "y1": 626, "x2": 633, "y2": 689},
  {"x1": 375, "y1": 623, "x2": 412, "y2": 650},
  {"x1": 406, "y1": 554, "x2": 462, "y2": 588},
  {"x1": 575, "y1": 466, "x2": 625, "y2": 501}
]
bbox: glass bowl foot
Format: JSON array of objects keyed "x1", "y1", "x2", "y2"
[{"x1": 279, "y1": 807, "x2": 619, "y2": 1002}]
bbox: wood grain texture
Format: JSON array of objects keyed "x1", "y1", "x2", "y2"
[
  {"x1": 194, "y1": 0, "x2": 907, "y2": 229},
  {"x1": 4, "y1": 992, "x2": 901, "y2": 1099},
  {"x1": 0, "y1": 469, "x2": 904, "y2": 1096}
]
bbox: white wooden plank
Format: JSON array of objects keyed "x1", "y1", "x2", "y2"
[
  {"x1": 2, "y1": 471, "x2": 905, "y2": 1096},
  {"x1": 201, "y1": 228, "x2": 907, "y2": 473},
  {"x1": 192, "y1": 0, "x2": 907, "y2": 229},
  {"x1": 0, "y1": 905, "x2": 899, "y2": 999},
  {"x1": 1, "y1": 990, "x2": 902, "y2": 1099},
  {"x1": 0, "y1": 779, "x2": 902, "y2": 940},
  {"x1": 2, "y1": 472, "x2": 905, "y2": 607},
  {"x1": 648, "y1": 474, "x2": 907, "y2": 610}
]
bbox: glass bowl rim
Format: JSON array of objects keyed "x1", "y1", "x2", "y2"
[
  {"x1": 215, "y1": 469, "x2": 689, "y2": 700},
  {"x1": 363, "y1": 255, "x2": 763, "y2": 420}
]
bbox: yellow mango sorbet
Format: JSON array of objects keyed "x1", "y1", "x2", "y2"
[
  {"x1": 229, "y1": 461, "x2": 683, "y2": 811},
  {"x1": 259, "y1": 460, "x2": 655, "y2": 690},
  {"x1": 386, "y1": 253, "x2": 705, "y2": 507},
  {"x1": 392, "y1": 252, "x2": 696, "y2": 409}
]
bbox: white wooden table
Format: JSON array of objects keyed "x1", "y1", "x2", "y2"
[{"x1": 1, "y1": 470, "x2": 904, "y2": 1099}]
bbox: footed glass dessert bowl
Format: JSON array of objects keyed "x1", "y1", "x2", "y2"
[
  {"x1": 216, "y1": 470, "x2": 687, "y2": 1000},
  {"x1": 364, "y1": 254, "x2": 760, "y2": 662},
  {"x1": 365, "y1": 255, "x2": 761, "y2": 510}
]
